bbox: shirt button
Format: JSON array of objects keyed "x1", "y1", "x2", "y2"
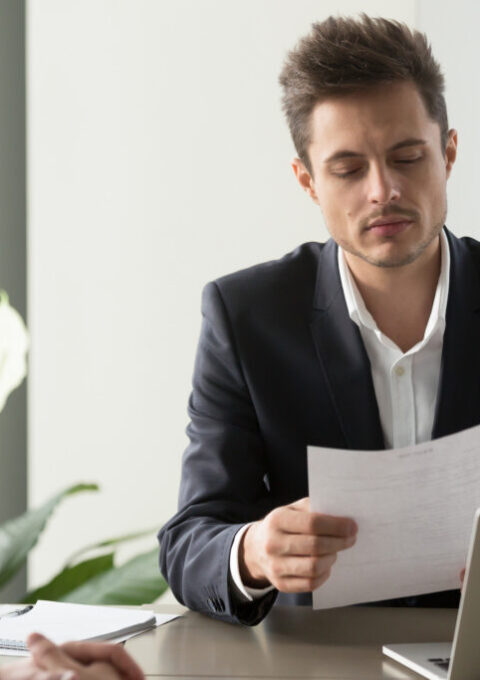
[{"x1": 395, "y1": 365, "x2": 405, "y2": 377}]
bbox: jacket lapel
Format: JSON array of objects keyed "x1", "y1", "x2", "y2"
[
  {"x1": 432, "y1": 229, "x2": 480, "y2": 438},
  {"x1": 309, "y1": 239, "x2": 384, "y2": 450}
]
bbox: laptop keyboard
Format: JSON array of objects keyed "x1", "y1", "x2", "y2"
[{"x1": 428, "y1": 657, "x2": 450, "y2": 671}]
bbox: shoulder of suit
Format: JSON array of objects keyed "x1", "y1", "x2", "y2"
[
  {"x1": 457, "y1": 233, "x2": 480, "y2": 259},
  {"x1": 212, "y1": 241, "x2": 325, "y2": 299}
]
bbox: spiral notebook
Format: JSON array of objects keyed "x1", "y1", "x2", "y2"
[{"x1": 0, "y1": 600, "x2": 156, "y2": 654}]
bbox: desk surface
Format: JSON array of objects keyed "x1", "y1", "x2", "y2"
[
  {"x1": 0, "y1": 603, "x2": 458, "y2": 679},
  {"x1": 125, "y1": 603, "x2": 457, "y2": 679}
]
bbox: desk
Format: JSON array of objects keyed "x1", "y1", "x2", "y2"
[
  {"x1": 0, "y1": 603, "x2": 458, "y2": 679},
  {"x1": 125, "y1": 604, "x2": 457, "y2": 679}
]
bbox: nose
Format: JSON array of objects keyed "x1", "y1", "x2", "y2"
[{"x1": 366, "y1": 163, "x2": 400, "y2": 205}]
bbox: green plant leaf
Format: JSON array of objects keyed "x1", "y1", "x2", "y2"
[
  {"x1": 0, "y1": 483, "x2": 99, "y2": 591},
  {"x1": 22, "y1": 553, "x2": 114, "y2": 604},
  {"x1": 60, "y1": 548, "x2": 167, "y2": 605},
  {"x1": 65, "y1": 527, "x2": 159, "y2": 567}
]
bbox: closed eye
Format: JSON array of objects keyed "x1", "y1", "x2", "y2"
[
  {"x1": 333, "y1": 156, "x2": 422, "y2": 179},
  {"x1": 332, "y1": 168, "x2": 362, "y2": 178},
  {"x1": 396, "y1": 158, "x2": 421, "y2": 163}
]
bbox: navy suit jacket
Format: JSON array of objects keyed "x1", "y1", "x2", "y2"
[{"x1": 159, "y1": 228, "x2": 480, "y2": 625}]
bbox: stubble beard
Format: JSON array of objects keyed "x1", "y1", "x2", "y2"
[{"x1": 340, "y1": 208, "x2": 447, "y2": 269}]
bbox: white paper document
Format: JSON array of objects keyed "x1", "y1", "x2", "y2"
[{"x1": 308, "y1": 423, "x2": 480, "y2": 609}]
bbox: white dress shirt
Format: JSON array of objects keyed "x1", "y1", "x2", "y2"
[
  {"x1": 230, "y1": 229, "x2": 450, "y2": 601},
  {"x1": 338, "y1": 228, "x2": 450, "y2": 449}
]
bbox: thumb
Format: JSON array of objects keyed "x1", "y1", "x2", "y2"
[{"x1": 289, "y1": 497, "x2": 310, "y2": 512}]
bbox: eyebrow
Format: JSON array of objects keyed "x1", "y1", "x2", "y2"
[{"x1": 323, "y1": 138, "x2": 427, "y2": 164}]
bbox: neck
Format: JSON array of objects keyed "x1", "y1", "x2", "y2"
[{"x1": 344, "y1": 236, "x2": 442, "y2": 353}]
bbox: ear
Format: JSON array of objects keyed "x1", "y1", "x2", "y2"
[
  {"x1": 291, "y1": 157, "x2": 320, "y2": 205},
  {"x1": 445, "y1": 128, "x2": 457, "y2": 179}
]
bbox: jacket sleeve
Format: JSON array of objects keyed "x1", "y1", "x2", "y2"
[{"x1": 158, "y1": 281, "x2": 278, "y2": 625}]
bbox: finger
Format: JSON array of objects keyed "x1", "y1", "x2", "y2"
[
  {"x1": 274, "y1": 568, "x2": 333, "y2": 593},
  {"x1": 60, "y1": 642, "x2": 144, "y2": 680},
  {"x1": 27, "y1": 634, "x2": 80, "y2": 673},
  {"x1": 31, "y1": 671, "x2": 76, "y2": 680},
  {"x1": 281, "y1": 532, "x2": 356, "y2": 556},
  {"x1": 266, "y1": 553, "x2": 336, "y2": 590},
  {"x1": 278, "y1": 553, "x2": 337, "y2": 579},
  {"x1": 289, "y1": 497, "x2": 310, "y2": 511},
  {"x1": 276, "y1": 507, "x2": 357, "y2": 538},
  {"x1": 85, "y1": 662, "x2": 123, "y2": 680}
]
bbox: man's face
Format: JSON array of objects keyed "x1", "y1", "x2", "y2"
[{"x1": 293, "y1": 81, "x2": 457, "y2": 269}]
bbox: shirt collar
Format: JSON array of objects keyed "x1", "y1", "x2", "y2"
[{"x1": 337, "y1": 227, "x2": 450, "y2": 337}]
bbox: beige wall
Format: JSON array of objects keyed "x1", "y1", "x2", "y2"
[
  {"x1": 27, "y1": 0, "x2": 416, "y2": 588},
  {"x1": 417, "y1": 0, "x2": 479, "y2": 242}
]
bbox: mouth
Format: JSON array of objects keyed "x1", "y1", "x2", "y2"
[{"x1": 366, "y1": 219, "x2": 414, "y2": 237}]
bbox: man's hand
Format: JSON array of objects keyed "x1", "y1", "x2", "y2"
[
  {"x1": 239, "y1": 497, "x2": 357, "y2": 592},
  {"x1": 0, "y1": 633, "x2": 144, "y2": 680}
]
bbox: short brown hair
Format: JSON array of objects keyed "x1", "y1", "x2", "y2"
[{"x1": 279, "y1": 14, "x2": 448, "y2": 175}]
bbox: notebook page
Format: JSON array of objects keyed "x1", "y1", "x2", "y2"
[
  {"x1": 0, "y1": 607, "x2": 18, "y2": 617},
  {"x1": 0, "y1": 600, "x2": 155, "y2": 646},
  {"x1": 0, "y1": 612, "x2": 180, "y2": 657}
]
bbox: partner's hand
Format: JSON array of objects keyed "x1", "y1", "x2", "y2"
[
  {"x1": 460, "y1": 567, "x2": 466, "y2": 590},
  {"x1": 27, "y1": 633, "x2": 144, "y2": 680},
  {"x1": 239, "y1": 497, "x2": 357, "y2": 592},
  {"x1": 58, "y1": 641, "x2": 143, "y2": 680},
  {"x1": 0, "y1": 657, "x2": 72, "y2": 680}
]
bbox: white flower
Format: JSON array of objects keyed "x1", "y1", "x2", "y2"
[{"x1": 0, "y1": 290, "x2": 29, "y2": 413}]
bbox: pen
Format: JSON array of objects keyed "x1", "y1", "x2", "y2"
[{"x1": 0, "y1": 605, "x2": 33, "y2": 620}]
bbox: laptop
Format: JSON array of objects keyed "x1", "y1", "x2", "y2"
[{"x1": 382, "y1": 508, "x2": 480, "y2": 680}]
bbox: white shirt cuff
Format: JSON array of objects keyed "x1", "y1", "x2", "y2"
[{"x1": 229, "y1": 523, "x2": 275, "y2": 601}]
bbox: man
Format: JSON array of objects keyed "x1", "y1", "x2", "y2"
[
  {"x1": 0, "y1": 634, "x2": 144, "y2": 679},
  {"x1": 159, "y1": 14, "x2": 471, "y2": 625}
]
